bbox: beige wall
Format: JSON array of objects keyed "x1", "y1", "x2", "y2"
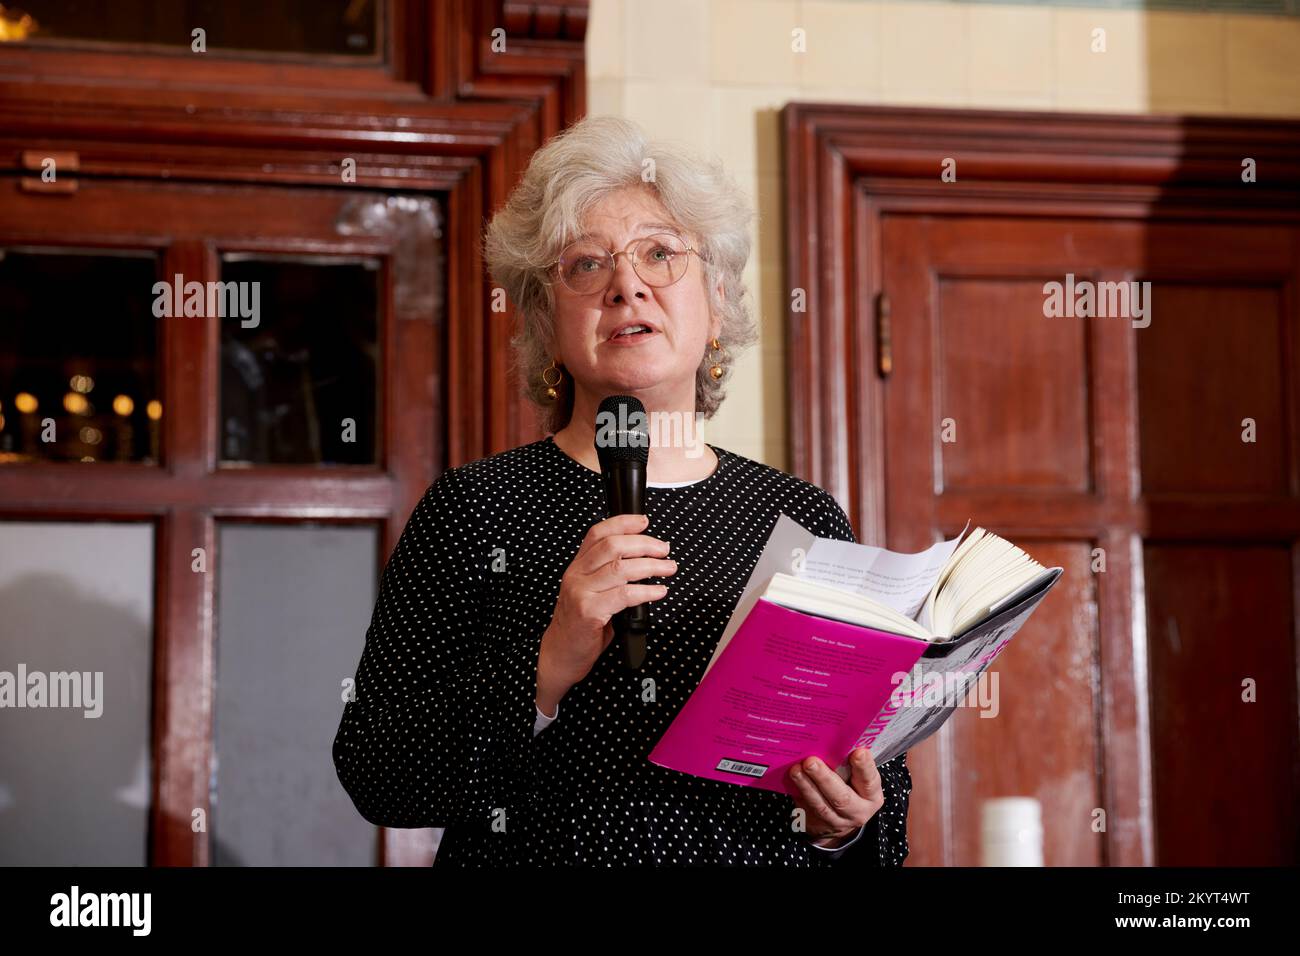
[{"x1": 585, "y1": 0, "x2": 1300, "y2": 468}]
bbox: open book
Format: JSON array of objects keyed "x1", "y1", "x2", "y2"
[
  {"x1": 758, "y1": 523, "x2": 1054, "y2": 641},
  {"x1": 648, "y1": 515, "x2": 1064, "y2": 794}
]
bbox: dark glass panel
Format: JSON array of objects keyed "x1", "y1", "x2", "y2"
[
  {"x1": 219, "y1": 255, "x2": 380, "y2": 466},
  {"x1": 3, "y1": 0, "x2": 381, "y2": 59},
  {"x1": 0, "y1": 247, "x2": 161, "y2": 464}
]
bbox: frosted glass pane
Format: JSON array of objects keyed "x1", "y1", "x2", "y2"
[
  {"x1": 214, "y1": 523, "x2": 378, "y2": 866},
  {"x1": 0, "y1": 521, "x2": 154, "y2": 865}
]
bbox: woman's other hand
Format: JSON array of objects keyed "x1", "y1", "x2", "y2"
[
  {"x1": 788, "y1": 747, "x2": 885, "y2": 849},
  {"x1": 536, "y1": 513, "x2": 675, "y2": 713}
]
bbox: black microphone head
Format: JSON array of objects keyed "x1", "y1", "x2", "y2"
[{"x1": 595, "y1": 395, "x2": 650, "y2": 467}]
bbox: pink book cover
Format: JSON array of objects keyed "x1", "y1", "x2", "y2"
[{"x1": 648, "y1": 596, "x2": 928, "y2": 796}]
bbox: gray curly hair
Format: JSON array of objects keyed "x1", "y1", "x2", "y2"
[{"x1": 481, "y1": 114, "x2": 758, "y2": 435}]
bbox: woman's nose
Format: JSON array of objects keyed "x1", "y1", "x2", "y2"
[{"x1": 604, "y1": 251, "x2": 648, "y2": 303}]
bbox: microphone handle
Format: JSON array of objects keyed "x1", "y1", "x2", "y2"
[{"x1": 603, "y1": 461, "x2": 649, "y2": 670}]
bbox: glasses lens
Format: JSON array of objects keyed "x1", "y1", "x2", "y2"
[
  {"x1": 558, "y1": 241, "x2": 610, "y2": 293},
  {"x1": 635, "y1": 234, "x2": 689, "y2": 286}
]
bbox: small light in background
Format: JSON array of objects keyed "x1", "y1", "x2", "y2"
[
  {"x1": 14, "y1": 391, "x2": 38, "y2": 414},
  {"x1": 113, "y1": 394, "x2": 135, "y2": 417},
  {"x1": 70, "y1": 374, "x2": 95, "y2": 393},
  {"x1": 146, "y1": 400, "x2": 163, "y2": 421},
  {"x1": 0, "y1": 4, "x2": 39, "y2": 43},
  {"x1": 63, "y1": 392, "x2": 89, "y2": 415}
]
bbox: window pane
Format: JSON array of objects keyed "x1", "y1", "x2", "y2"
[
  {"x1": 0, "y1": 521, "x2": 155, "y2": 865},
  {"x1": 0, "y1": 247, "x2": 161, "y2": 464},
  {"x1": 214, "y1": 523, "x2": 379, "y2": 866},
  {"x1": 219, "y1": 255, "x2": 380, "y2": 466},
  {"x1": 6, "y1": 0, "x2": 382, "y2": 59}
]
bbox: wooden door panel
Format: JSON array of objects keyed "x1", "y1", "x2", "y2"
[
  {"x1": 1145, "y1": 544, "x2": 1300, "y2": 865},
  {"x1": 1136, "y1": 284, "x2": 1288, "y2": 496},
  {"x1": 935, "y1": 277, "x2": 1093, "y2": 494}
]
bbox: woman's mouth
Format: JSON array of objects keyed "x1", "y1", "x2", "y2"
[{"x1": 605, "y1": 326, "x2": 659, "y2": 345}]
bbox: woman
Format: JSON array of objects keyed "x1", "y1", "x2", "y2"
[{"x1": 332, "y1": 115, "x2": 911, "y2": 866}]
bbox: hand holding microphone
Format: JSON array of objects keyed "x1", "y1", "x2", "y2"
[
  {"x1": 536, "y1": 395, "x2": 661, "y2": 715},
  {"x1": 536, "y1": 512, "x2": 675, "y2": 712}
]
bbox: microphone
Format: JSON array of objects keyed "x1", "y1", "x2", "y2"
[{"x1": 595, "y1": 395, "x2": 651, "y2": 670}]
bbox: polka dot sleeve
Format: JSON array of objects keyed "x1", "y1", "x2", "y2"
[
  {"x1": 808, "y1": 489, "x2": 913, "y2": 868},
  {"x1": 332, "y1": 465, "x2": 536, "y2": 830}
]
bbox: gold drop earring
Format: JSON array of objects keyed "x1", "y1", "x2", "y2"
[
  {"x1": 707, "y1": 338, "x2": 727, "y2": 380},
  {"x1": 541, "y1": 357, "x2": 562, "y2": 402}
]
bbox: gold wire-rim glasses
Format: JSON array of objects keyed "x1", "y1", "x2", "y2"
[{"x1": 546, "y1": 232, "x2": 703, "y2": 295}]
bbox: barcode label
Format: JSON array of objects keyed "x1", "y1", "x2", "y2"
[{"x1": 716, "y1": 758, "x2": 769, "y2": 778}]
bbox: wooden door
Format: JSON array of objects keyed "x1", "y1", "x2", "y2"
[
  {"x1": 785, "y1": 105, "x2": 1300, "y2": 867},
  {"x1": 880, "y1": 215, "x2": 1300, "y2": 866}
]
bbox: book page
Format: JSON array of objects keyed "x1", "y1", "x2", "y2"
[{"x1": 800, "y1": 520, "x2": 969, "y2": 621}]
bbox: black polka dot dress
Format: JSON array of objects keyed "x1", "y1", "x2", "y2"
[{"x1": 332, "y1": 435, "x2": 912, "y2": 867}]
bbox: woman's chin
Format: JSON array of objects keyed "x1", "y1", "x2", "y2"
[
  {"x1": 601, "y1": 377, "x2": 661, "y2": 395},
  {"x1": 596, "y1": 356, "x2": 672, "y2": 387},
  {"x1": 595, "y1": 373, "x2": 679, "y2": 400}
]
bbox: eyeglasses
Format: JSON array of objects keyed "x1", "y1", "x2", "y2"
[{"x1": 549, "y1": 232, "x2": 701, "y2": 296}]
